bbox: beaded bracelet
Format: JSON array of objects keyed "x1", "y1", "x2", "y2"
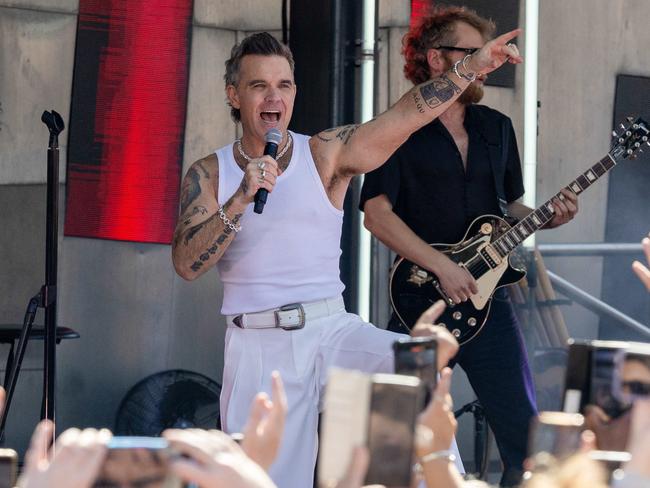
[{"x1": 218, "y1": 206, "x2": 242, "y2": 233}]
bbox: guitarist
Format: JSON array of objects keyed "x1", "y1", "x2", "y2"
[{"x1": 360, "y1": 6, "x2": 578, "y2": 486}]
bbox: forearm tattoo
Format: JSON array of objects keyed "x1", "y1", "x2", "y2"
[
  {"x1": 412, "y1": 92, "x2": 425, "y2": 114},
  {"x1": 316, "y1": 124, "x2": 360, "y2": 144},
  {"x1": 182, "y1": 205, "x2": 208, "y2": 226},
  {"x1": 188, "y1": 210, "x2": 241, "y2": 272},
  {"x1": 418, "y1": 74, "x2": 462, "y2": 110}
]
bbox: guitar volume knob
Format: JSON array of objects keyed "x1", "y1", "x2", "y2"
[
  {"x1": 452, "y1": 311, "x2": 462, "y2": 320},
  {"x1": 467, "y1": 317, "x2": 477, "y2": 327},
  {"x1": 451, "y1": 329, "x2": 461, "y2": 338}
]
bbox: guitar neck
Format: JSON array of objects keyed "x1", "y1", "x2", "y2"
[{"x1": 492, "y1": 153, "x2": 617, "y2": 257}]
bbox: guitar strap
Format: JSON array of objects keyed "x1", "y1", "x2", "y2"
[{"x1": 481, "y1": 112, "x2": 515, "y2": 221}]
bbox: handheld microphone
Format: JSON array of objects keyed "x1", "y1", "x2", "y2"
[{"x1": 254, "y1": 128, "x2": 283, "y2": 214}]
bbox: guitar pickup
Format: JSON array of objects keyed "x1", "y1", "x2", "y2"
[{"x1": 479, "y1": 245, "x2": 502, "y2": 269}]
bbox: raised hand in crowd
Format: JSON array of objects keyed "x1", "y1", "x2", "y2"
[
  {"x1": 632, "y1": 233, "x2": 650, "y2": 291},
  {"x1": 164, "y1": 428, "x2": 277, "y2": 488},
  {"x1": 583, "y1": 404, "x2": 631, "y2": 452},
  {"x1": 617, "y1": 398, "x2": 650, "y2": 485},
  {"x1": 17, "y1": 421, "x2": 111, "y2": 488},
  {"x1": 414, "y1": 367, "x2": 465, "y2": 488},
  {"x1": 410, "y1": 300, "x2": 459, "y2": 370},
  {"x1": 241, "y1": 370, "x2": 288, "y2": 471}
]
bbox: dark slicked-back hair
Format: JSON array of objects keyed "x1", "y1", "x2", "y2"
[
  {"x1": 224, "y1": 32, "x2": 295, "y2": 122},
  {"x1": 403, "y1": 6, "x2": 495, "y2": 85}
]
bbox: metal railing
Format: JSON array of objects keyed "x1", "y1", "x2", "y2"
[{"x1": 537, "y1": 242, "x2": 650, "y2": 338}]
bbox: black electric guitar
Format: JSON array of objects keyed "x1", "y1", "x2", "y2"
[{"x1": 390, "y1": 117, "x2": 649, "y2": 345}]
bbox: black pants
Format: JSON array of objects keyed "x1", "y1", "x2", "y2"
[{"x1": 389, "y1": 289, "x2": 537, "y2": 486}]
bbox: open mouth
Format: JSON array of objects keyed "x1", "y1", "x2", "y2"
[{"x1": 260, "y1": 110, "x2": 281, "y2": 122}]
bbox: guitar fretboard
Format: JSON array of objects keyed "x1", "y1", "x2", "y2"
[{"x1": 492, "y1": 154, "x2": 617, "y2": 258}]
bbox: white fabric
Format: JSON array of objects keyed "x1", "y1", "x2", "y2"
[
  {"x1": 220, "y1": 306, "x2": 464, "y2": 488},
  {"x1": 214, "y1": 132, "x2": 345, "y2": 315}
]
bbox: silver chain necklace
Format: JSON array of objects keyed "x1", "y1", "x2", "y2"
[{"x1": 236, "y1": 132, "x2": 293, "y2": 162}]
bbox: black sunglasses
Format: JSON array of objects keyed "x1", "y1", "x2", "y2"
[{"x1": 435, "y1": 46, "x2": 479, "y2": 55}]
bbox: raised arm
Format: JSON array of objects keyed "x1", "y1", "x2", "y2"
[{"x1": 311, "y1": 29, "x2": 522, "y2": 180}]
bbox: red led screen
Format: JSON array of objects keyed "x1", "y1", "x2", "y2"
[
  {"x1": 65, "y1": 0, "x2": 193, "y2": 244},
  {"x1": 410, "y1": 0, "x2": 431, "y2": 27}
]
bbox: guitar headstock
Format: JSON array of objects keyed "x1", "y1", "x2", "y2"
[{"x1": 611, "y1": 117, "x2": 649, "y2": 161}]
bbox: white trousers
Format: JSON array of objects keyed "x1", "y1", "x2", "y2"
[{"x1": 220, "y1": 304, "x2": 463, "y2": 488}]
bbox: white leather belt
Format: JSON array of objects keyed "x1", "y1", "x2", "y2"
[{"x1": 226, "y1": 296, "x2": 345, "y2": 330}]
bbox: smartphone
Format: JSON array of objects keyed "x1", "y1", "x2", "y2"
[
  {"x1": 0, "y1": 449, "x2": 17, "y2": 488},
  {"x1": 393, "y1": 336, "x2": 437, "y2": 393},
  {"x1": 528, "y1": 411, "x2": 584, "y2": 460},
  {"x1": 562, "y1": 339, "x2": 630, "y2": 418},
  {"x1": 318, "y1": 369, "x2": 424, "y2": 488},
  {"x1": 92, "y1": 437, "x2": 181, "y2": 488},
  {"x1": 365, "y1": 374, "x2": 424, "y2": 486},
  {"x1": 612, "y1": 344, "x2": 650, "y2": 405}
]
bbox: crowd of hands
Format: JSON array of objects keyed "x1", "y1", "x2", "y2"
[{"x1": 6, "y1": 234, "x2": 650, "y2": 488}]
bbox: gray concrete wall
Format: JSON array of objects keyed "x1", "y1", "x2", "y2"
[{"x1": 1, "y1": 0, "x2": 649, "y2": 473}]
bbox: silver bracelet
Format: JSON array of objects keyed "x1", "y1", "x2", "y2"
[
  {"x1": 412, "y1": 449, "x2": 456, "y2": 473},
  {"x1": 452, "y1": 56, "x2": 477, "y2": 82},
  {"x1": 217, "y1": 206, "x2": 242, "y2": 233}
]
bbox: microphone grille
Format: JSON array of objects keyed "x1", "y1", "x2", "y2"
[{"x1": 265, "y1": 128, "x2": 283, "y2": 145}]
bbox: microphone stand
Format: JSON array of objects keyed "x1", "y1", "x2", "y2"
[{"x1": 0, "y1": 110, "x2": 64, "y2": 443}]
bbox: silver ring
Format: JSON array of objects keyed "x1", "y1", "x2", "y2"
[
  {"x1": 261, "y1": 169, "x2": 266, "y2": 179},
  {"x1": 258, "y1": 161, "x2": 266, "y2": 170}
]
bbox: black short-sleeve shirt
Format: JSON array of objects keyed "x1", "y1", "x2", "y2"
[{"x1": 359, "y1": 104, "x2": 524, "y2": 245}]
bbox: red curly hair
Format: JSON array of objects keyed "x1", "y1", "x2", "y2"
[{"x1": 403, "y1": 6, "x2": 495, "y2": 85}]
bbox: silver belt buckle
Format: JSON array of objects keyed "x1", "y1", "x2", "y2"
[{"x1": 275, "y1": 303, "x2": 306, "y2": 330}]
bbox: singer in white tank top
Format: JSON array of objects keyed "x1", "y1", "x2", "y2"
[{"x1": 170, "y1": 30, "x2": 518, "y2": 487}]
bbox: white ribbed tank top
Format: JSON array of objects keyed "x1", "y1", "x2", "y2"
[{"x1": 215, "y1": 131, "x2": 345, "y2": 315}]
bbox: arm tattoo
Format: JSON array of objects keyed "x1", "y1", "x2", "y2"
[
  {"x1": 182, "y1": 205, "x2": 208, "y2": 225},
  {"x1": 184, "y1": 213, "x2": 217, "y2": 245},
  {"x1": 196, "y1": 160, "x2": 210, "y2": 178},
  {"x1": 316, "y1": 124, "x2": 359, "y2": 144},
  {"x1": 180, "y1": 167, "x2": 201, "y2": 214},
  {"x1": 239, "y1": 176, "x2": 249, "y2": 196},
  {"x1": 418, "y1": 74, "x2": 461, "y2": 110},
  {"x1": 412, "y1": 92, "x2": 425, "y2": 114},
  {"x1": 189, "y1": 226, "x2": 236, "y2": 272},
  {"x1": 183, "y1": 206, "x2": 242, "y2": 246}
]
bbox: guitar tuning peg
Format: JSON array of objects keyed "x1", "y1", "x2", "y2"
[
  {"x1": 627, "y1": 116, "x2": 635, "y2": 123},
  {"x1": 620, "y1": 124, "x2": 627, "y2": 130},
  {"x1": 612, "y1": 130, "x2": 618, "y2": 137}
]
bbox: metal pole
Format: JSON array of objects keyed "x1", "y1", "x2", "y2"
[
  {"x1": 546, "y1": 270, "x2": 650, "y2": 337},
  {"x1": 356, "y1": 0, "x2": 377, "y2": 322},
  {"x1": 538, "y1": 243, "x2": 644, "y2": 256}
]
